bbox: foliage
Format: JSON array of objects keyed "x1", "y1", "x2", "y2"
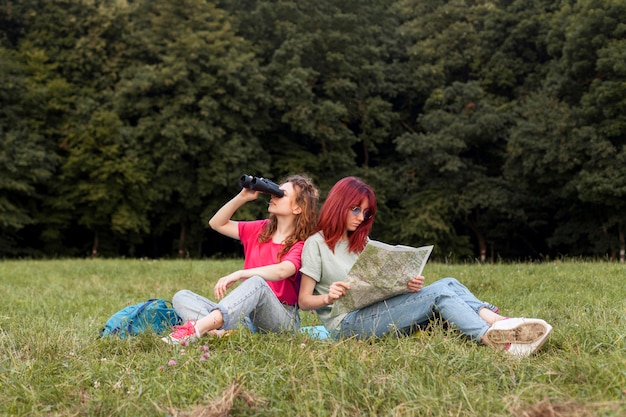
[
  {"x1": 0, "y1": 0, "x2": 625, "y2": 260},
  {"x1": 0, "y1": 42, "x2": 67, "y2": 255}
]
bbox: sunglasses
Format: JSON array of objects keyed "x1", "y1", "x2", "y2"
[{"x1": 350, "y1": 206, "x2": 372, "y2": 220}]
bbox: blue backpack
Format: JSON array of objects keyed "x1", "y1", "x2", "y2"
[{"x1": 99, "y1": 299, "x2": 182, "y2": 338}]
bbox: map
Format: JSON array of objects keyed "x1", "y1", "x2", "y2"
[{"x1": 330, "y1": 241, "x2": 433, "y2": 317}]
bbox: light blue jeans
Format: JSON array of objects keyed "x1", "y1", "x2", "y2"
[
  {"x1": 172, "y1": 276, "x2": 299, "y2": 333},
  {"x1": 339, "y1": 277, "x2": 491, "y2": 342}
]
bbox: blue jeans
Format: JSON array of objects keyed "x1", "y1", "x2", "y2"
[
  {"x1": 172, "y1": 276, "x2": 299, "y2": 333},
  {"x1": 339, "y1": 277, "x2": 491, "y2": 342}
]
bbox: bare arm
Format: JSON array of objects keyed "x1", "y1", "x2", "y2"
[
  {"x1": 298, "y1": 274, "x2": 350, "y2": 311},
  {"x1": 208, "y1": 188, "x2": 259, "y2": 239},
  {"x1": 214, "y1": 261, "x2": 296, "y2": 299}
]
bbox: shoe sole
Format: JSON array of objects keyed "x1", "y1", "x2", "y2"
[
  {"x1": 487, "y1": 321, "x2": 551, "y2": 345},
  {"x1": 161, "y1": 335, "x2": 197, "y2": 345},
  {"x1": 207, "y1": 329, "x2": 236, "y2": 337},
  {"x1": 161, "y1": 336, "x2": 178, "y2": 345}
]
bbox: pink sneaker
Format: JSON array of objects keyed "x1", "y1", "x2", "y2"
[{"x1": 162, "y1": 320, "x2": 199, "y2": 345}]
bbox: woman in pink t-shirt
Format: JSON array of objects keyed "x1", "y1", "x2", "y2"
[{"x1": 164, "y1": 175, "x2": 319, "y2": 345}]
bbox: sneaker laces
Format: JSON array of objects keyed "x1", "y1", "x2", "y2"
[{"x1": 170, "y1": 321, "x2": 197, "y2": 339}]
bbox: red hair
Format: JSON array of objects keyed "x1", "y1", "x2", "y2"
[{"x1": 318, "y1": 177, "x2": 376, "y2": 253}]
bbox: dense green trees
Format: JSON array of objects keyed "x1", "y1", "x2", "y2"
[{"x1": 0, "y1": 0, "x2": 624, "y2": 261}]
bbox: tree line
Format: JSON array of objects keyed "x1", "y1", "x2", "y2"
[{"x1": 1, "y1": 0, "x2": 624, "y2": 261}]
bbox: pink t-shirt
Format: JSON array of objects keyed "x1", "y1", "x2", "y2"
[{"x1": 238, "y1": 220, "x2": 303, "y2": 305}]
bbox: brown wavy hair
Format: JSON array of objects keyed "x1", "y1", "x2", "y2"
[{"x1": 257, "y1": 174, "x2": 319, "y2": 260}]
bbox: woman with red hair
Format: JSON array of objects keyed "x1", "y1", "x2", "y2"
[{"x1": 299, "y1": 177, "x2": 552, "y2": 357}]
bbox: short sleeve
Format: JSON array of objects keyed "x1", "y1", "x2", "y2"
[
  {"x1": 281, "y1": 240, "x2": 304, "y2": 273},
  {"x1": 300, "y1": 234, "x2": 323, "y2": 283}
]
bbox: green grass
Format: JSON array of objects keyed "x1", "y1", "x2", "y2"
[{"x1": 1, "y1": 259, "x2": 625, "y2": 416}]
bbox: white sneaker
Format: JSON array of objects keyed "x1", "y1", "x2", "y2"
[{"x1": 485, "y1": 318, "x2": 552, "y2": 357}]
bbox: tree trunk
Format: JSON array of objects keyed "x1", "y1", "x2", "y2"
[
  {"x1": 467, "y1": 216, "x2": 487, "y2": 262},
  {"x1": 478, "y1": 237, "x2": 487, "y2": 263},
  {"x1": 362, "y1": 140, "x2": 370, "y2": 167},
  {"x1": 178, "y1": 224, "x2": 187, "y2": 258},
  {"x1": 92, "y1": 231, "x2": 99, "y2": 257},
  {"x1": 619, "y1": 229, "x2": 626, "y2": 264}
]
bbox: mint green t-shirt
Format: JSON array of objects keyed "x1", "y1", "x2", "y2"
[{"x1": 300, "y1": 232, "x2": 360, "y2": 333}]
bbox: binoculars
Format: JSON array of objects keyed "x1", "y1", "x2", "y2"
[{"x1": 239, "y1": 174, "x2": 284, "y2": 198}]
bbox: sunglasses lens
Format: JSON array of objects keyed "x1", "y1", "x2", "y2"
[{"x1": 351, "y1": 207, "x2": 372, "y2": 219}]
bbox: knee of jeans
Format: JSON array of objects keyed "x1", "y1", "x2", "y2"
[
  {"x1": 439, "y1": 277, "x2": 458, "y2": 285},
  {"x1": 247, "y1": 276, "x2": 273, "y2": 294},
  {"x1": 172, "y1": 289, "x2": 192, "y2": 309},
  {"x1": 246, "y1": 275, "x2": 265, "y2": 284},
  {"x1": 433, "y1": 290, "x2": 458, "y2": 304}
]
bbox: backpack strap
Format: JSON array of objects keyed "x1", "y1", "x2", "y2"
[{"x1": 125, "y1": 299, "x2": 158, "y2": 335}]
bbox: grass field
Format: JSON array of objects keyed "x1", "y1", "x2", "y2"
[{"x1": 1, "y1": 259, "x2": 625, "y2": 416}]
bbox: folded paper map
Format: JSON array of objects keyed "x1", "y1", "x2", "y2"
[{"x1": 330, "y1": 241, "x2": 433, "y2": 317}]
